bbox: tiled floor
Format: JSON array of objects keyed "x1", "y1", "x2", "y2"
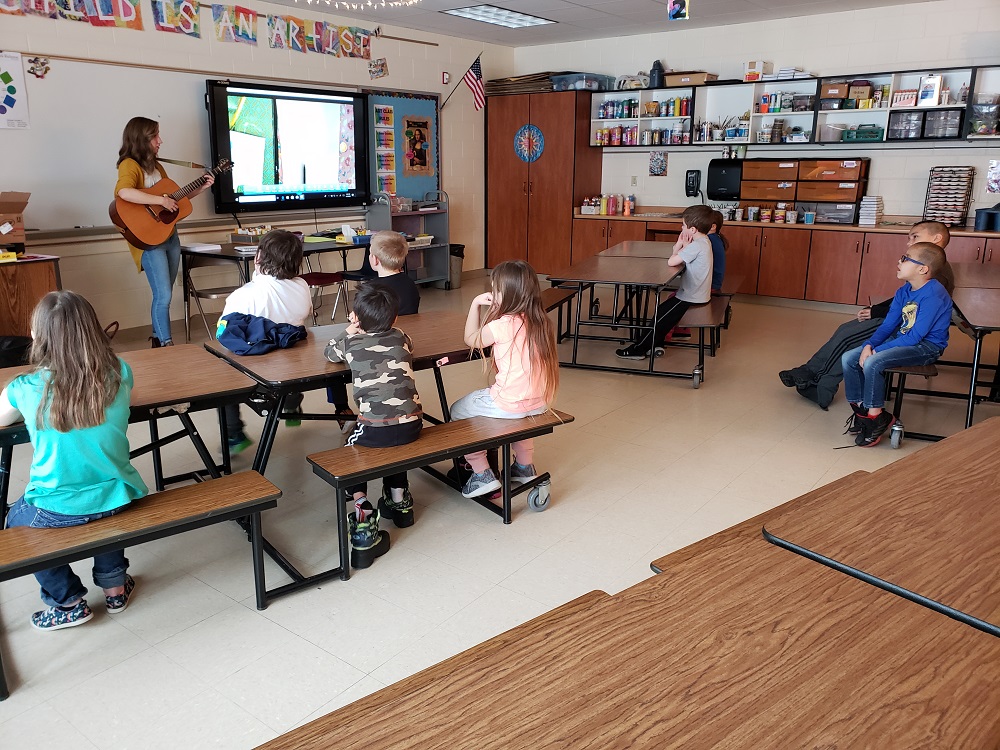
[{"x1": 2, "y1": 274, "x2": 996, "y2": 747}]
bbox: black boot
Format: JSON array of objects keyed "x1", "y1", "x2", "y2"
[
  {"x1": 378, "y1": 486, "x2": 414, "y2": 528},
  {"x1": 149, "y1": 336, "x2": 161, "y2": 349},
  {"x1": 349, "y1": 500, "x2": 390, "y2": 569}
]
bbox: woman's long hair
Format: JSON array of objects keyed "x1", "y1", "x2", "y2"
[
  {"x1": 477, "y1": 260, "x2": 559, "y2": 405},
  {"x1": 117, "y1": 117, "x2": 160, "y2": 173},
  {"x1": 29, "y1": 291, "x2": 121, "y2": 432}
]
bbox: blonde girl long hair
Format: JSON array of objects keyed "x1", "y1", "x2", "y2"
[
  {"x1": 117, "y1": 116, "x2": 160, "y2": 174},
  {"x1": 29, "y1": 291, "x2": 122, "y2": 432},
  {"x1": 477, "y1": 260, "x2": 559, "y2": 405}
]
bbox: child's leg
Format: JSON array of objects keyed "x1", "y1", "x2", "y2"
[
  {"x1": 860, "y1": 343, "x2": 942, "y2": 413},
  {"x1": 841, "y1": 344, "x2": 867, "y2": 406},
  {"x1": 512, "y1": 438, "x2": 534, "y2": 467},
  {"x1": 93, "y1": 549, "x2": 129, "y2": 598},
  {"x1": 224, "y1": 403, "x2": 246, "y2": 442}
]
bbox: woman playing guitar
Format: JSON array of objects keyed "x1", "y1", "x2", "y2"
[{"x1": 114, "y1": 117, "x2": 214, "y2": 347}]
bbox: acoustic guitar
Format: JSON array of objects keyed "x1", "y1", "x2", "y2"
[{"x1": 109, "y1": 159, "x2": 233, "y2": 250}]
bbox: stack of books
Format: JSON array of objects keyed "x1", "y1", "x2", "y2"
[
  {"x1": 859, "y1": 196, "x2": 884, "y2": 226},
  {"x1": 777, "y1": 67, "x2": 803, "y2": 79}
]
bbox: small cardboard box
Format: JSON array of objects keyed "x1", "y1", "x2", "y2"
[
  {"x1": 664, "y1": 71, "x2": 718, "y2": 86},
  {"x1": 821, "y1": 83, "x2": 849, "y2": 99},
  {"x1": 743, "y1": 61, "x2": 773, "y2": 82},
  {"x1": 848, "y1": 84, "x2": 873, "y2": 101},
  {"x1": 0, "y1": 192, "x2": 30, "y2": 244}
]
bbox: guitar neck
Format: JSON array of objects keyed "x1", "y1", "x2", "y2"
[{"x1": 167, "y1": 165, "x2": 224, "y2": 201}]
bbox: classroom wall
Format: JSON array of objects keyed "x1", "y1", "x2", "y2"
[
  {"x1": 514, "y1": 0, "x2": 1000, "y2": 216},
  {"x1": 0, "y1": 4, "x2": 513, "y2": 330}
]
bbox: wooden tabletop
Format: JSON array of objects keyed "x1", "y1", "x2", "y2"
[
  {"x1": 547, "y1": 255, "x2": 682, "y2": 287},
  {"x1": 258, "y1": 541, "x2": 1000, "y2": 750},
  {"x1": 205, "y1": 312, "x2": 472, "y2": 387},
  {"x1": 0, "y1": 344, "x2": 256, "y2": 412},
  {"x1": 951, "y1": 287, "x2": 1000, "y2": 331},
  {"x1": 600, "y1": 240, "x2": 675, "y2": 259},
  {"x1": 763, "y1": 417, "x2": 1000, "y2": 633},
  {"x1": 952, "y1": 262, "x2": 1000, "y2": 289}
]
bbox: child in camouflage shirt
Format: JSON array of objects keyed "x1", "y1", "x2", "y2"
[{"x1": 325, "y1": 283, "x2": 422, "y2": 568}]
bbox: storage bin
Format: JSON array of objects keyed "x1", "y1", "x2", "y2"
[
  {"x1": 842, "y1": 125, "x2": 884, "y2": 142},
  {"x1": 819, "y1": 99, "x2": 844, "y2": 111},
  {"x1": 742, "y1": 160, "x2": 799, "y2": 181},
  {"x1": 740, "y1": 180, "x2": 797, "y2": 201},
  {"x1": 797, "y1": 202, "x2": 858, "y2": 224},
  {"x1": 796, "y1": 181, "x2": 864, "y2": 203},
  {"x1": 550, "y1": 73, "x2": 615, "y2": 91},
  {"x1": 819, "y1": 123, "x2": 849, "y2": 142},
  {"x1": 923, "y1": 110, "x2": 962, "y2": 138},
  {"x1": 887, "y1": 112, "x2": 923, "y2": 140},
  {"x1": 798, "y1": 159, "x2": 867, "y2": 181}
]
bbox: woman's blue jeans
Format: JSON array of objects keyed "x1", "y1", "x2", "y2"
[
  {"x1": 842, "y1": 340, "x2": 943, "y2": 410},
  {"x1": 6, "y1": 498, "x2": 129, "y2": 608},
  {"x1": 142, "y1": 232, "x2": 181, "y2": 344}
]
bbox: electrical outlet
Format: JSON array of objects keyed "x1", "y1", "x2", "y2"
[
  {"x1": 442, "y1": 72, "x2": 451, "y2": 85},
  {"x1": 630, "y1": 175, "x2": 638, "y2": 187}
]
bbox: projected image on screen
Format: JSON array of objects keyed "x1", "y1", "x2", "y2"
[{"x1": 226, "y1": 93, "x2": 357, "y2": 198}]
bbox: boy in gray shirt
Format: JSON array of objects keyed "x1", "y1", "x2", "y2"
[{"x1": 617, "y1": 204, "x2": 714, "y2": 360}]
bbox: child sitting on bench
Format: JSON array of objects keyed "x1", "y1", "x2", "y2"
[
  {"x1": 842, "y1": 242, "x2": 954, "y2": 447},
  {"x1": 325, "y1": 283, "x2": 422, "y2": 568},
  {"x1": 451, "y1": 260, "x2": 560, "y2": 499},
  {"x1": 1, "y1": 291, "x2": 148, "y2": 630}
]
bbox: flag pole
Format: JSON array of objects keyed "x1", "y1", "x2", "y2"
[{"x1": 441, "y1": 51, "x2": 484, "y2": 110}]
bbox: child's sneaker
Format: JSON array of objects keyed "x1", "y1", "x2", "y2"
[
  {"x1": 615, "y1": 344, "x2": 650, "y2": 360},
  {"x1": 844, "y1": 403, "x2": 867, "y2": 435},
  {"x1": 856, "y1": 410, "x2": 896, "y2": 447},
  {"x1": 105, "y1": 574, "x2": 135, "y2": 614},
  {"x1": 284, "y1": 404, "x2": 303, "y2": 428},
  {"x1": 462, "y1": 469, "x2": 501, "y2": 498},
  {"x1": 378, "y1": 487, "x2": 415, "y2": 528},
  {"x1": 228, "y1": 432, "x2": 253, "y2": 455},
  {"x1": 349, "y1": 500, "x2": 390, "y2": 569},
  {"x1": 31, "y1": 600, "x2": 93, "y2": 631},
  {"x1": 508, "y1": 462, "x2": 537, "y2": 485}
]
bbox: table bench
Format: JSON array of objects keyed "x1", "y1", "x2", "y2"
[
  {"x1": 0, "y1": 470, "x2": 281, "y2": 699},
  {"x1": 306, "y1": 411, "x2": 574, "y2": 581},
  {"x1": 652, "y1": 295, "x2": 731, "y2": 388}
]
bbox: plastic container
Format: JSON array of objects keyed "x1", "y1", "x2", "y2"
[
  {"x1": 842, "y1": 125, "x2": 885, "y2": 142},
  {"x1": 550, "y1": 73, "x2": 615, "y2": 92}
]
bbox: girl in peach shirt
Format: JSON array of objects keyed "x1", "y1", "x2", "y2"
[{"x1": 451, "y1": 260, "x2": 560, "y2": 498}]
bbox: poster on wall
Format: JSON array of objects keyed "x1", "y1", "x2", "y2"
[
  {"x1": 649, "y1": 151, "x2": 667, "y2": 176},
  {"x1": 212, "y1": 3, "x2": 256, "y2": 44},
  {"x1": 83, "y1": 0, "x2": 144, "y2": 29},
  {"x1": 0, "y1": 52, "x2": 30, "y2": 129},
  {"x1": 402, "y1": 116, "x2": 433, "y2": 177},
  {"x1": 152, "y1": 0, "x2": 199, "y2": 36}
]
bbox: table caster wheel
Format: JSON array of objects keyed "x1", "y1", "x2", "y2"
[
  {"x1": 654, "y1": 347, "x2": 664, "y2": 357},
  {"x1": 890, "y1": 423, "x2": 904, "y2": 449},
  {"x1": 527, "y1": 481, "x2": 550, "y2": 512},
  {"x1": 692, "y1": 368, "x2": 702, "y2": 389}
]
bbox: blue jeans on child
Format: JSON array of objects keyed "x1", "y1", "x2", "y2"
[
  {"x1": 6, "y1": 498, "x2": 129, "y2": 608},
  {"x1": 142, "y1": 232, "x2": 181, "y2": 344},
  {"x1": 842, "y1": 339, "x2": 943, "y2": 410}
]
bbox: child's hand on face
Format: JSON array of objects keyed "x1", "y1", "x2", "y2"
[
  {"x1": 346, "y1": 310, "x2": 363, "y2": 334},
  {"x1": 472, "y1": 292, "x2": 494, "y2": 308}
]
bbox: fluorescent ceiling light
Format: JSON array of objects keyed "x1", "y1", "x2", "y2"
[{"x1": 441, "y1": 4, "x2": 555, "y2": 28}]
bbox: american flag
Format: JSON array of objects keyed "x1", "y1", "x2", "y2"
[{"x1": 463, "y1": 56, "x2": 486, "y2": 111}]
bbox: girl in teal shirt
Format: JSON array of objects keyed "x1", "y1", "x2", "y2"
[{"x1": 1, "y1": 291, "x2": 147, "y2": 630}]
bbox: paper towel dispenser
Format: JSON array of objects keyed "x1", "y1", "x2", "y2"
[{"x1": 706, "y1": 159, "x2": 742, "y2": 201}]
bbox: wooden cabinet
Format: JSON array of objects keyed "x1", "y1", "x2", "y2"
[
  {"x1": 858, "y1": 233, "x2": 908, "y2": 306},
  {"x1": 608, "y1": 221, "x2": 647, "y2": 246},
  {"x1": 805, "y1": 231, "x2": 864, "y2": 304},
  {"x1": 571, "y1": 219, "x2": 648, "y2": 263},
  {"x1": 723, "y1": 225, "x2": 762, "y2": 295},
  {"x1": 945, "y1": 236, "x2": 987, "y2": 263},
  {"x1": 487, "y1": 92, "x2": 601, "y2": 274},
  {"x1": 757, "y1": 227, "x2": 811, "y2": 299},
  {"x1": 572, "y1": 219, "x2": 609, "y2": 263},
  {"x1": 0, "y1": 256, "x2": 61, "y2": 337},
  {"x1": 987, "y1": 239, "x2": 1000, "y2": 265}
]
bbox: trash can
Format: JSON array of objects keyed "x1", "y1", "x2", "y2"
[
  {"x1": 445, "y1": 243, "x2": 465, "y2": 290},
  {"x1": 0, "y1": 336, "x2": 32, "y2": 368}
]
